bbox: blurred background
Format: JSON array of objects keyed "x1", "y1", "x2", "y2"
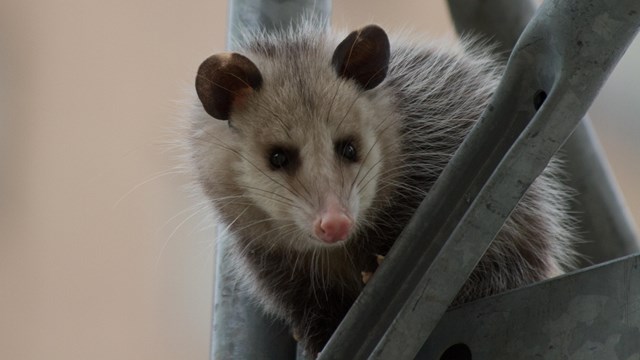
[{"x1": 0, "y1": 1, "x2": 638, "y2": 359}]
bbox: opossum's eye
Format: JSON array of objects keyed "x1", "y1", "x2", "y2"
[
  {"x1": 268, "y1": 147, "x2": 298, "y2": 171},
  {"x1": 336, "y1": 140, "x2": 358, "y2": 162},
  {"x1": 269, "y1": 150, "x2": 289, "y2": 169}
]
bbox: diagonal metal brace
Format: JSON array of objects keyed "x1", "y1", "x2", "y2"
[
  {"x1": 319, "y1": 1, "x2": 640, "y2": 359},
  {"x1": 449, "y1": 0, "x2": 639, "y2": 267}
]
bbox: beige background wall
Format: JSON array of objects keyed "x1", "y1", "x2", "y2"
[{"x1": 0, "y1": 1, "x2": 637, "y2": 359}]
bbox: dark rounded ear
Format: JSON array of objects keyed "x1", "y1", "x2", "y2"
[
  {"x1": 195, "y1": 53, "x2": 263, "y2": 120},
  {"x1": 331, "y1": 25, "x2": 390, "y2": 90}
]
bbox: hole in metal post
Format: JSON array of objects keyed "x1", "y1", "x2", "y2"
[
  {"x1": 533, "y1": 90, "x2": 547, "y2": 110},
  {"x1": 440, "y1": 343, "x2": 472, "y2": 360}
]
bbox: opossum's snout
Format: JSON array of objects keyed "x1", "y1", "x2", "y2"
[{"x1": 312, "y1": 194, "x2": 353, "y2": 244}]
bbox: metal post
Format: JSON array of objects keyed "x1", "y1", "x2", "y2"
[
  {"x1": 212, "y1": 228, "x2": 296, "y2": 359},
  {"x1": 319, "y1": 1, "x2": 640, "y2": 359},
  {"x1": 226, "y1": 0, "x2": 331, "y2": 46},
  {"x1": 211, "y1": 1, "x2": 331, "y2": 359},
  {"x1": 447, "y1": 0, "x2": 639, "y2": 268},
  {"x1": 447, "y1": 0, "x2": 536, "y2": 58}
]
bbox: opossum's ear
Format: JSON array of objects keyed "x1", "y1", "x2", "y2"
[
  {"x1": 196, "y1": 52, "x2": 263, "y2": 120},
  {"x1": 332, "y1": 25, "x2": 390, "y2": 90}
]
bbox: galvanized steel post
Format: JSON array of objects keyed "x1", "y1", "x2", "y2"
[
  {"x1": 447, "y1": 0, "x2": 536, "y2": 58},
  {"x1": 226, "y1": 0, "x2": 331, "y2": 46},
  {"x1": 212, "y1": 1, "x2": 331, "y2": 359},
  {"x1": 212, "y1": 228, "x2": 296, "y2": 359}
]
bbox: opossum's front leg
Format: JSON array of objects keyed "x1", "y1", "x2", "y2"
[
  {"x1": 289, "y1": 285, "x2": 358, "y2": 357},
  {"x1": 292, "y1": 309, "x2": 345, "y2": 357}
]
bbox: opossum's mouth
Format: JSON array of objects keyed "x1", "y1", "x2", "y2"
[{"x1": 306, "y1": 233, "x2": 351, "y2": 249}]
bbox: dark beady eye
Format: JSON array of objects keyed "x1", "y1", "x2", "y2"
[
  {"x1": 269, "y1": 149, "x2": 289, "y2": 169},
  {"x1": 267, "y1": 146, "x2": 298, "y2": 171},
  {"x1": 336, "y1": 140, "x2": 358, "y2": 162}
]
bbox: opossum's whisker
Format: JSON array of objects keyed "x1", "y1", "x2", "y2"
[
  {"x1": 220, "y1": 72, "x2": 294, "y2": 140},
  {"x1": 332, "y1": 91, "x2": 362, "y2": 137},
  {"x1": 348, "y1": 113, "x2": 398, "y2": 198},
  {"x1": 293, "y1": 172, "x2": 313, "y2": 201},
  {"x1": 193, "y1": 130, "x2": 309, "y2": 204},
  {"x1": 325, "y1": 78, "x2": 343, "y2": 125},
  {"x1": 154, "y1": 204, "x2": 213, "y2": 270},
  {"x1": 210, "y1": 182, "x2": 300, "y2": 208},
  {"x1": 113, "y1": 170, "x2": 184, "y2": 209},
  {"x1": 357, "y1": 162, "x2": 436, "y2": 197},
  {"x1": 157, "y1": 200, "x2": 209, "y2": 234},
  {"x1": 236, "y1": 222, "x2": 299, "y2": 258},
  {"x1": 333, "y1": 63, "x2": 391, "y2": 136}
]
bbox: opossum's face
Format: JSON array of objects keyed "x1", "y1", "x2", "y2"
[{"x1": 194, "y1": 25, "x2": 396, "y2": 250}]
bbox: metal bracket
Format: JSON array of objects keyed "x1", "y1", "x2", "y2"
[{"x1": 417, "y1": 253, "x2": 640, "y2": 359}]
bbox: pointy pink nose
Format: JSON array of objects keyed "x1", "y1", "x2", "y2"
[{"x1": 314, "y1": 212, "x2": 353, "y2": 244}]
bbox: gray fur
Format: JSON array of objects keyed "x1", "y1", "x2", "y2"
[{"x1": 186, "y1": 20, "x2": 577, "y2": 355}]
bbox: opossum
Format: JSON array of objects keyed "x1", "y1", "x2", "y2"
[{"x1": 187, "y1": 21, "x2": 576, "y2": 355}]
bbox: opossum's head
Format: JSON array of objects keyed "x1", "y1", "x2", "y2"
[{"x1": 193, "y1": 25, "x2": 398, "y2": 250}]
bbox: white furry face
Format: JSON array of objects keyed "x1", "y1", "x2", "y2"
[
  {"x1": 190, "y1": 24, "x2": 401, "y2": 251},
  {"x1": 219, "y1": 73, "x2": 392, "y2": 250},
  {"x1": 189, "y1": 55, "x2": 401, "y2": 251}
]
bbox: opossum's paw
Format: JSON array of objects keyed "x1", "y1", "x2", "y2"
[
  {"x1": 361, "y1": 271, "x2": 373, "y2": 284},
  {"x1": 292, "y1": 327, "x2": 301, "y2": 342},
  {"x1": 361, "y1": 254, "x2": 385, "y2": 284}
]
